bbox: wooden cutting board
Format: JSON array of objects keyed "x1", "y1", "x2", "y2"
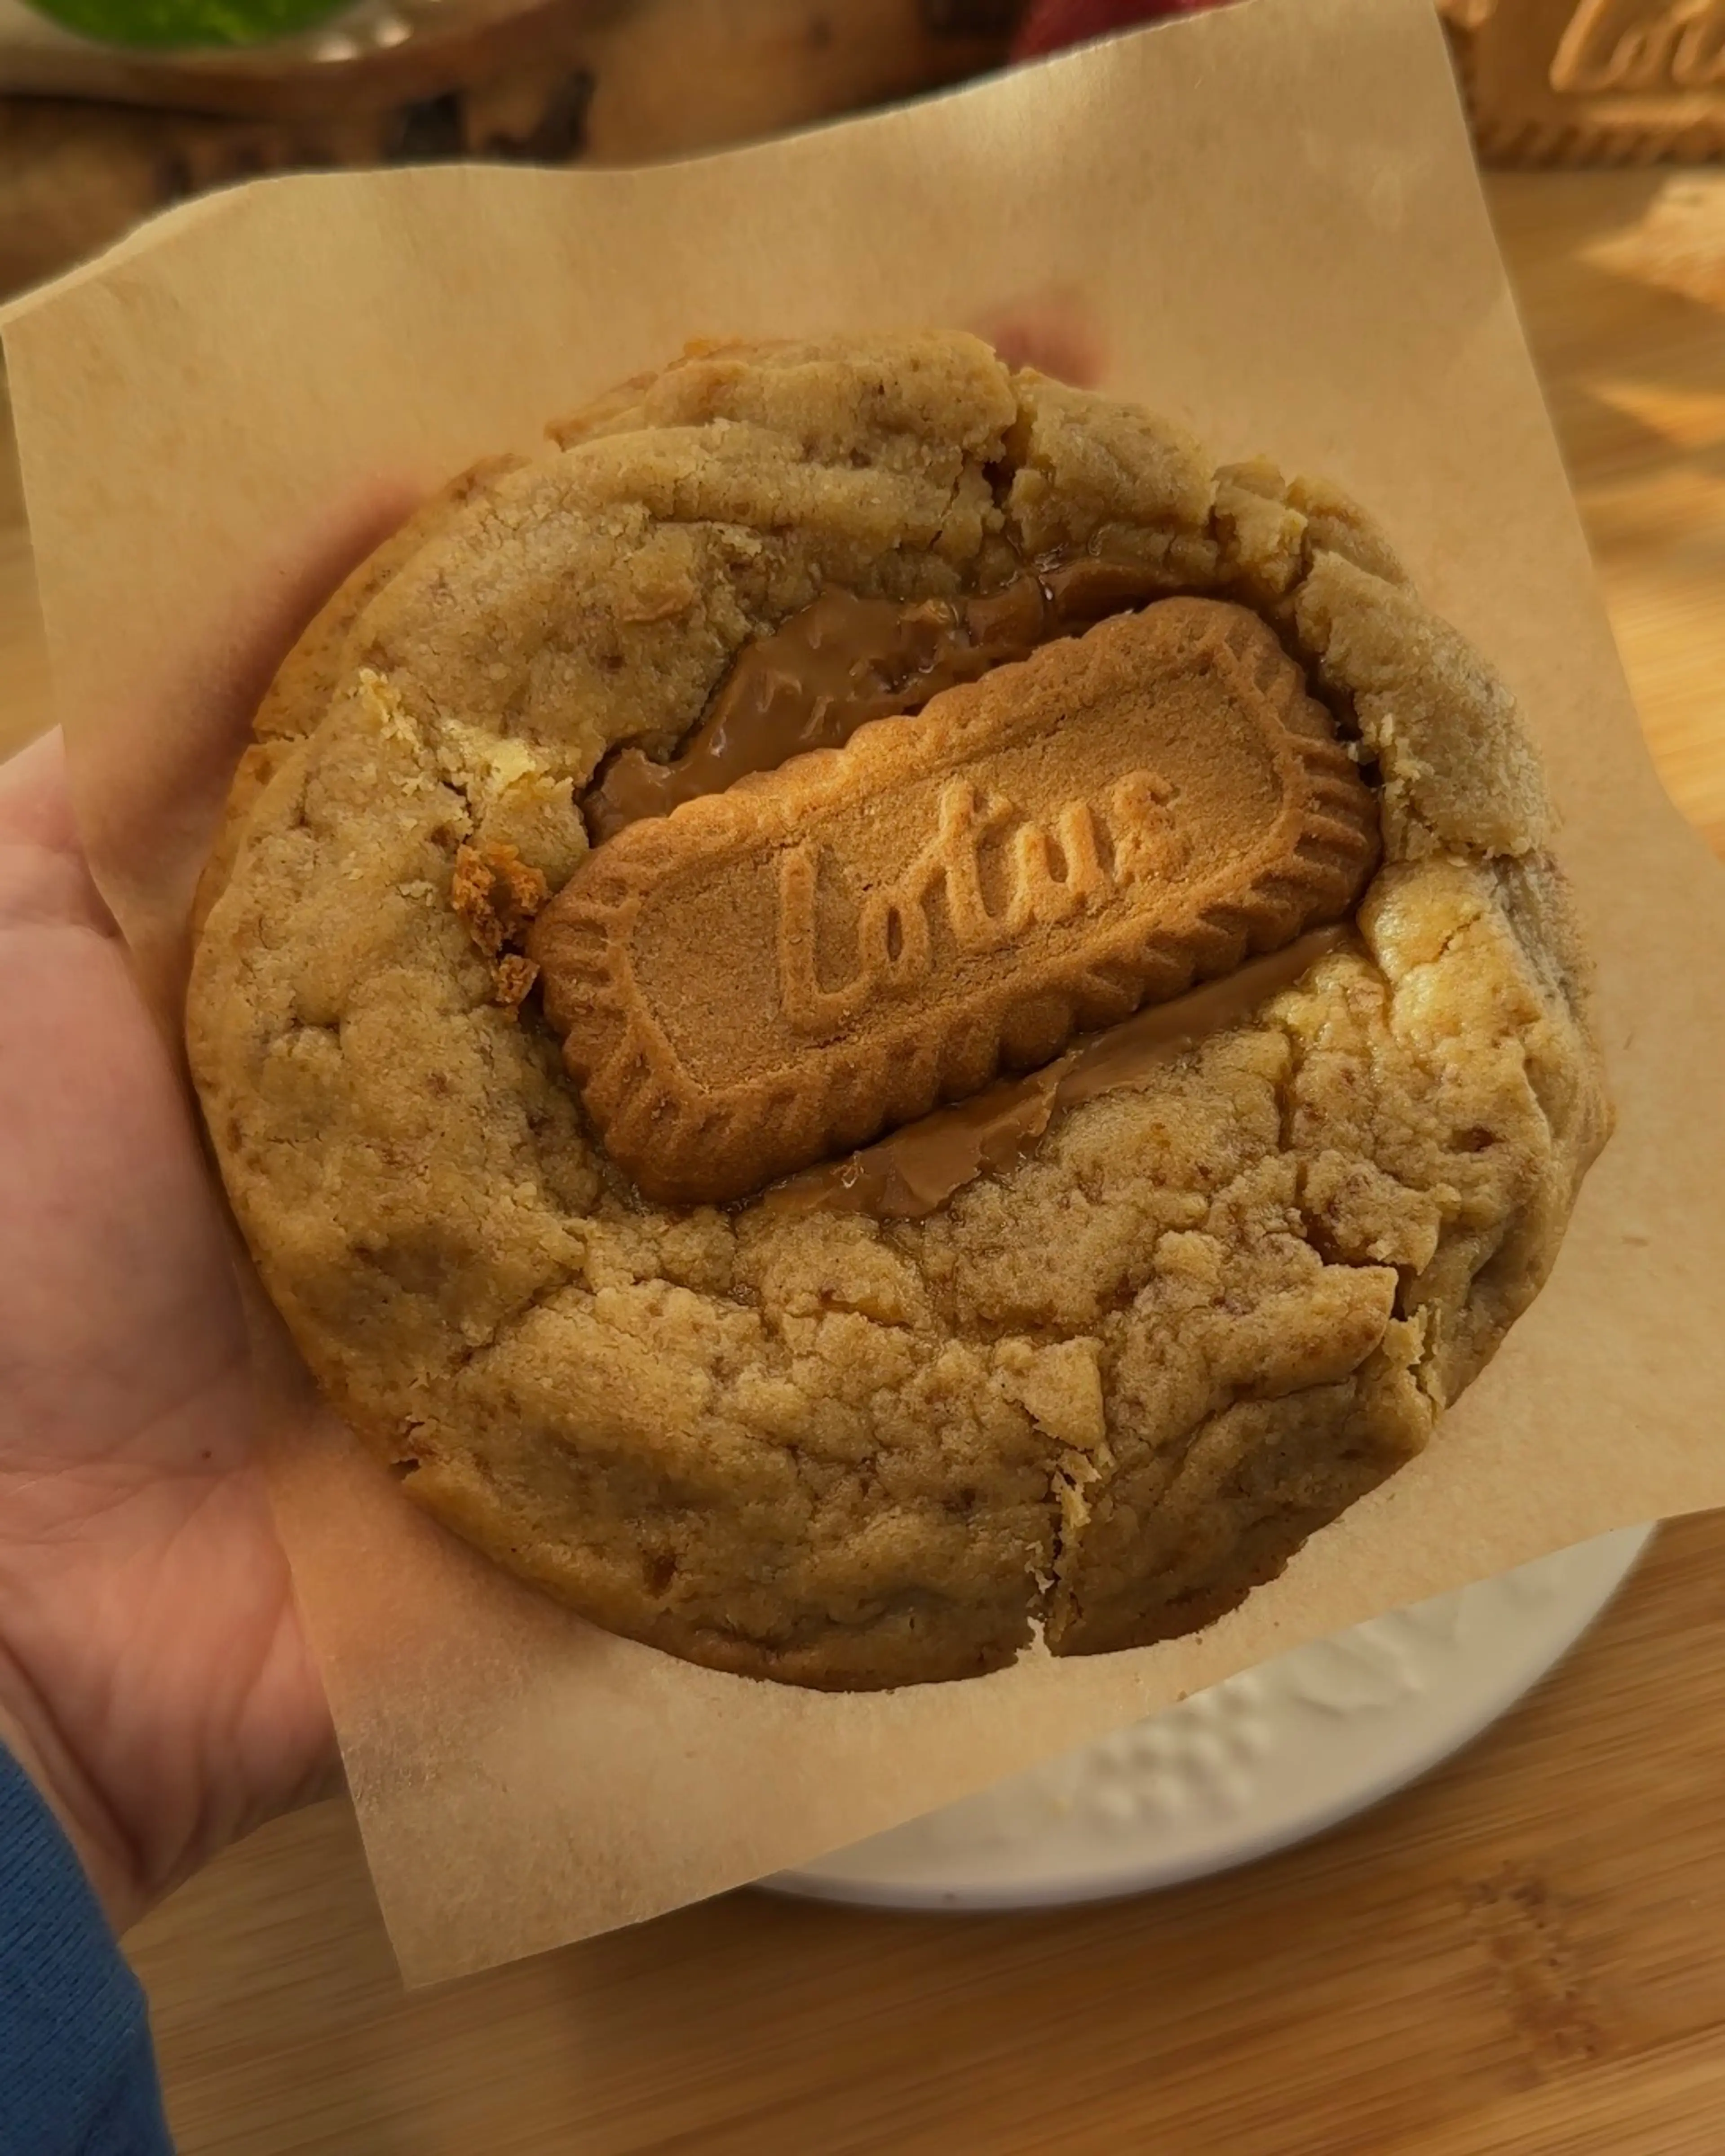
[{"x1": 2, "y1": 162, "x2": 1723, "y2": 2155}]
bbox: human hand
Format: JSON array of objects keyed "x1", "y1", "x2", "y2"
[{"x1": 0, "y1": 729, "x2": 331, "y2": 1932}]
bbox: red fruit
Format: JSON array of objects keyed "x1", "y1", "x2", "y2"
[{"x1": 1012, "y1": 0, "x2": 1223, "y2": 61}]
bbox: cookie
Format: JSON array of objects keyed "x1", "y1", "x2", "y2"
[
  {"x1": 534, "y1": 599, "x2": 1379, "y2": 1205},
  {"x1": 187, "y1": 334, "x2": 1608, "y2": 1689}
]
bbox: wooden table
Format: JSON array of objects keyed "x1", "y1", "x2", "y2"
[{"x1": 3, "y1": 166, "x2": 1724, "y2": 2155}]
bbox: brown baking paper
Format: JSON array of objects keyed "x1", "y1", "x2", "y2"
[{"x1": 5, "y1": 0, "x2": 1724, "y2": 1985}]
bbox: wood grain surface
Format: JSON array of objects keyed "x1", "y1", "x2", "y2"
[{"x1": 2, "y1": 166, "x2": 1723, "y2": 2154}]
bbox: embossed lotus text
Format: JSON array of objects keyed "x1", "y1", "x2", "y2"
[{"x1": 778, "y1": 771, "x2": 1185, "y2": 1036}]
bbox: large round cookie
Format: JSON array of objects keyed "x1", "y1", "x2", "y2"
[{"x1": 188, "y1": 334, "x2": 1608, "y2": 1689}]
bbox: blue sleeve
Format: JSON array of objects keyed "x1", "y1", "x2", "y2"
[{"x1": 0, "y1": 1743, "x2": 173, "y2": 2155}]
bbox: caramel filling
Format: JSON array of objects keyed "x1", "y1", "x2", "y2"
[
  {"x1": 582, "y1": 557, "x2": 1172, "y2": 845},
  {"x1": 759, "y1": 925, "x2": 1349, "y2": 1221}
]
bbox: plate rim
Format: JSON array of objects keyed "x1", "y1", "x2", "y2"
[{"x1": 763, "y1": 1525, "x2": 1656, "y2": 1913}]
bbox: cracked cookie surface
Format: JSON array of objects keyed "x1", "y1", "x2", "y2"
[{"x1": 187, "y1": 334, "x2": 1608, "y2": 1689}]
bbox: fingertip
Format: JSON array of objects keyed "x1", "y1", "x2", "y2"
[{"x1": 0, "y1": 727, "x2": 75, "y2": 852}]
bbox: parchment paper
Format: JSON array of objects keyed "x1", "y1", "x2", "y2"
[{"x1": 5, "y1": 0, "x2": 1723, "y2": 1985}]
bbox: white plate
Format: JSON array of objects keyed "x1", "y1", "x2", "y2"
[{"x1": 765, "y1": 1527, "x2": 1653, "y2": 1911}]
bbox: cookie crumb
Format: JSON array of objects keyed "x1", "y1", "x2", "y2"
[
  {"x1": 451, "y1": 841, "x2": 550, "y2": 1014},
  {"x1": 452, "y1": 840, "x2": 549, "y2": 956},
  {"x1": 494, "y1": 953, "x2": 540, "y2": 1014}
]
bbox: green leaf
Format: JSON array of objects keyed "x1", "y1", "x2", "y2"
[{"x1": 23, "y1": 0, "x2": 353, "y2": 50}]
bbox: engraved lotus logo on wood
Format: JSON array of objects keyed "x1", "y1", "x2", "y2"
[
  {"x1": 1551, "y1": 0, "x2": 1725, "y2": 92},
  {"x1": 1438, "y1": 0, "x2": 1725, "y2": 161},
  {"x1": 531, "y1": 598, "x2": 1380, "y2": 1208}
]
